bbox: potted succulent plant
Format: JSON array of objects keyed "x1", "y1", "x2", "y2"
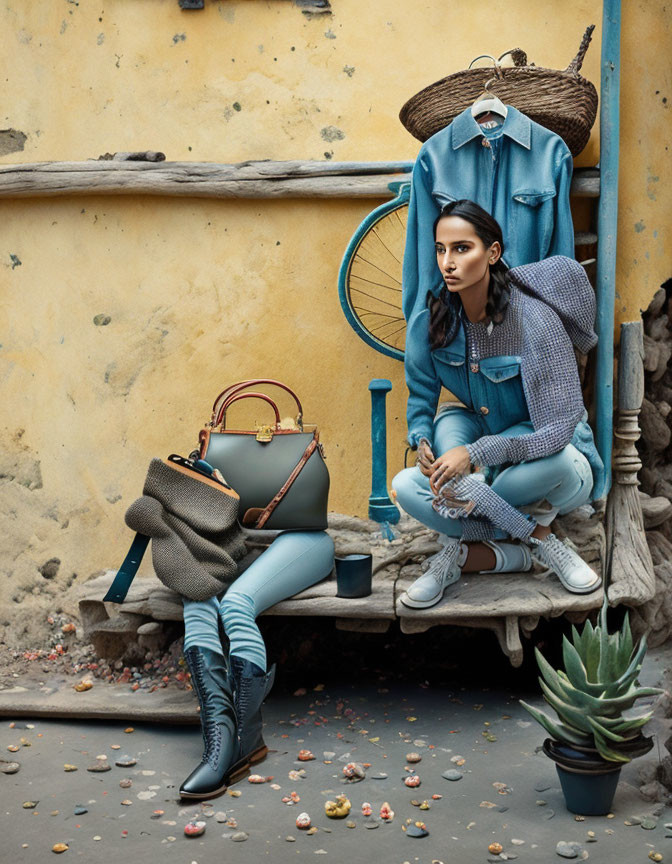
[{"x1": 520, "y1": 601, "x2": 662, "y2": 815}]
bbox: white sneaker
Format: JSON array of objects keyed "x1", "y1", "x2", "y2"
[
  {"x1": 400, "y1": 539, "x2": 461, "y2": 609},
  {"x1": 479, "y1": 541, "x2": 533, "y2": 574},
  {"x1": 528, "y1": 533, "x2": 601, "y2": 594}
]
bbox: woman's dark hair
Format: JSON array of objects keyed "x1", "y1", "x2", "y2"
[{"x1": 428, "y1": 200, "x2": 510, "y2": 350}]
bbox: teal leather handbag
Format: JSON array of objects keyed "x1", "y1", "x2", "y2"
[{"x1": 197, "y1": 379, "x2": 329, "y2": 531}]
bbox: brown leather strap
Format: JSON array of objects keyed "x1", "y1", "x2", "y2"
[
  {"x1": 211, "y1": 379, "x2": 304, "y2": 427},
  {"x1": 249, "y1": 435, "x2": 319, "y2": 529},
  {"x1": 218, "y1": 392, "x2": 281, "y2": 430}
]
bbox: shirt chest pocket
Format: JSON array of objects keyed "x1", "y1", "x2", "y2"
[
  {"x1": 432, "y1": 349, "x2": 470, "y2": 406},
  {"x1": 511, "y1": 188, "x2": 556, "y2": 257},
  {"x1": 477, "y1": 356, "x2": 528, "y2": 430}
]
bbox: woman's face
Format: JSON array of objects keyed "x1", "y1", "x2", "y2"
[{"x1": 434, "y1": 215, "x2": 500, "y2": 293}]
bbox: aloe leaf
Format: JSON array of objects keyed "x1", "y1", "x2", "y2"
[
  {"x1": 594, "y1": 711, "x2": 653, "y2": 732},
  {"x1": 604, "y1": 639, "x2": 648, "y2": 697},
  {"x1": 592, "y1": 729, "x2": 632, "y2": 763},
  {"x1": 570, "y1": 624, "x2": 585, "y2": 661},
  {"x1": 584, "y1": 621, "x2": 601, "y2": 681},
  {"x1": 550, "y1": 676, "x2": 662, "y2": 716},
  {"x1": 539, "y1": 680, "x2": 593, "y2": 733},
  {"x1": 519, "y1": 700, "x2": 592, "y2": 747},
  {"x1": 597, "y1": 599, "x2": 610, "y2": 682},
  {"x1": 587, "y1": 715, "x2": 630, "y2": 743},
  {"x1": 619, "y1": 613, "x2": 634, "y2": 668},
  {"x1": 562, "y1": 637, "x2": 606, "y2": 696},
  {"x1": 534, "y1": 649, "x2": 571, "y2": 701}
]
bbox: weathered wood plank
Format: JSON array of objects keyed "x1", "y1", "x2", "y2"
[
  {"x1": 0, "y1": 160, "x2": 599, "y2": 200},
  {"x1": 395, "y1": 570, "x2": 604, "y2": 622}
]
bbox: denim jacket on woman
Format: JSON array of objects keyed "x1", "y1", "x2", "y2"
[{"x1": 404, "y1": 256, "x2": 606, "y2": 501}]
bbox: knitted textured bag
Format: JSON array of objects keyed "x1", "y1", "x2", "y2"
[{"x1": 104, "y1": 455, "x2": 247, "y2": 603}]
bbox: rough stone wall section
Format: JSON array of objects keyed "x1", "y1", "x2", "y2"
[{"x1": 632, "y1": 283, "x2": 672, "y2": 645}]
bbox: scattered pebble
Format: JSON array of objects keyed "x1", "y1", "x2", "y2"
[
  {"x1": 74, "y1": 680, "x2": 92, "y2": 692},
  {"x1": 511, "y1": 839, "x2": 525, "y2": 846},
  {"x1": 380, "y1": 802, "x2": 394, "y2": 821},
  {"x1": 214, "y1": 811, "x2": 227, "y2": 823},
  {"x1": 52, "y1": 843, "x2": 69, "y2": 854},
  {"x1": 642, "y1": 817, "x2": 659, "y2": 830},
  {"x1": 343, "y1": 762, "x2": 365, "y2": 780},
  {"x1": 184, "y1": 821, "x2": 206, "y2": 837},
  {"x1": 371, "y1": 772, "x2": 388, "y2": 780},
  {"x1": 649, "y1": 853, "x2": 663, "y2": 862},
  {"x1": 442, "y1": 769, "x2": 463, "y2": 782},
  {"x1": 286, "y1": 836, "x2": 296, "y2": 842},
  {"x1": 119, "y1": 779, "x2": 132, "y2": 789},
  {"x1": 288, "y1": 769, "x2": 306, "y2": 781},
  {"x1": 325, "y1": 794, "x2": 351, "y2": 818},
  {"x1": 6, "y1": 745, "x2": 20, "y2": 753},
  {"x1": 586, "y1": 832, "x2": 596, "y2": 843},
  {"x1": 296, "y1": 812, "x2": 311, "y2": 829},
  {"x1": 488, "y1": 842, "x2": 503, "y2": 854},
  {"x1": 624, "y1": 816, "x2": 642, "y2": 826},
  {"x1": 248, "y1": 774, "x2": 266, "y2": 783},
  {"x1": 346, "y1": 820, "x2": 356, "y2": 829},
  {"x1": 406, "y1": 821, "x2": 429, "y2": 838},
  {"x1": 297, "y1": 749, "x2": 315, "y2": 761},
  {"x1": 124, "y1": 727, "x2": 134, "y2": 733},
  {"x1": 556, "y1": 840, "x2": 582, "y2": 859},
  {"x1": 231, "y1": 832, "x2": 249, "y2": 842},
  {"x1": 406, "y1": 752, "x2": 422, "y2": 763},
  {"x1": 74, "y1": 806, "x2": 88, "y2": 815},
  {"x1": 93, "y1": 836, "x2": 101, "y2": 841},
  {"x1": 450, "y1": 755, "x2": 466, "y2": 766},
  {"x1": 121, "y1": 800, "x2": 133, "y2": 806},
  {"x1": 150, "y1": 810, "x2": 165, "y2": 819},
  {"x1": 361, "y1": 802, "x2": 372, "y2": 817},
  {"x1": 364, "y1": 819, "x2": 380, "y2": 830},
  {"x1": 63, "y1": 764, "x2": 77, "y2": 772},
  {"x1": 115, "y1": 756, "x2": 136, "y2": 768},
  {"x1": 405, "y1": 775, "x2": 421, "y2": 787},
  {"x1": 23, "y1": 801, "x2": 38, "y2": 809},
  {"x1": 227, "y1": 789, "x2": 242, "y2": 798},
  {"x1": 0, "y1": 760, "x2": 20, "y2": 774},
  {"x1": 87, "y1": 760, "x2": 110, "y2": 773}
]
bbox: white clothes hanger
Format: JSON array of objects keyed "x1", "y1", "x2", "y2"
[{"x1": 468, "y1": 53, "x2": 509, "y2": 122}]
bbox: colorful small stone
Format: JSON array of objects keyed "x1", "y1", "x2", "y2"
[
  {"x1": 361, "y1": 802, "x2": 372, "y2": 817},
  {"x1": 325, "y1": 794, "x2": 351, "y2": 819},
  {"x1": 23, "y1": 801, "x2": 37, "y2": 809},
  {"x1": 290, "y1": 790, "x2": 301, "y2": 803},
  {"x1": 248, "y1": 774, "x2": 266, "y2": 783},
  {"x1": 488, "y1": 842, "x2": 503, "y2": 854},
  {"x1": 380, "y1": 802, "x2": 394, "y2": 821},
  {"x1": 297, "y1": 749, "x2": 315, "y2": 761},
  {"x1": 52, "y1": 843, "x2": 69, "y2": 853},
  {"x1": 648, "y1": 854, "x2": 663, "y2": 863},
  {"x1": 184, "y1": 821, "x2": 206, "y2": 837},
  {"x1": 74, "y1": 681, "x2": 92, "y2": 692},
  {"x1": 119, "y1": 779, "x2": 132, "y2": 788},
  {"x1": 406, "y1": 752, "x2": 422, "y2": 763},
  {"x1": 63, "y1": 764, "x2": 77, "y2": 772},
  {"x1": 288, "y1": 769, "x2": 306, "y2": 781},
  {"x1": 296, "y1": 812, "x2": 311, "y2": 830},
  {"x1": 405, "y1": 774, "x2": 421, "y2": 788},
  {"x1": 343, "y1": 762, "x2": 365, "y2": 780}
]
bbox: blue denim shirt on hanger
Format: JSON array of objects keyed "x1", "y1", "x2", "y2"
[{"x1": 402, "y1": 105, "x2": 575, "y2": 321}]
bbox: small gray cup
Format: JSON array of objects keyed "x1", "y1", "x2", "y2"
[{"x1": 335, "y1": 553, "x2": 373, "y2": 598}]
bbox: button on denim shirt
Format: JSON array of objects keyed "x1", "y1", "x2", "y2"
[{"x1": 402, "y1": 105, "x2": 575, "y2": 321}]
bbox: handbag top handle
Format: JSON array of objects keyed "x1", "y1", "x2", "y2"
[
  {"x1": 211, "y1": 379, "x2": 304, "y2": 428},
  {"x1": 218, "y1": 391, "x2": 282, "y2": 430}
]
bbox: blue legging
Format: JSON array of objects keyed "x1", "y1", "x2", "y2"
[{"x1": 183, "y1": 530, "x2": 335, "y2": 671}]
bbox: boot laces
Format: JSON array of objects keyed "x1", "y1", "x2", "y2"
[{"x1": 187, "y1": 649, "x2": 223, "y2": 766}]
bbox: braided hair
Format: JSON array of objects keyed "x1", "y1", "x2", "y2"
[{"x1": 428, "y1": 200, "x2": 510, "y2": 351}]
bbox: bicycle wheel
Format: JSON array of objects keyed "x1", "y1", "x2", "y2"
[{"x1": 338, "y1": 183, "x2": 410, "y2": 361}]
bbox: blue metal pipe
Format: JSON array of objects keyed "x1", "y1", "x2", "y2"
[
  {"x1": 594, "y1": 0, "x2": 621, "y2": 498},
  {"x1": 368, "y1": 378, "x2": 400, "y2": 524}
]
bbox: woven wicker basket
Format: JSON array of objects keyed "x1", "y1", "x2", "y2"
[{"x1": 399, "y1": 26, "x2": 598, "y2": 157}]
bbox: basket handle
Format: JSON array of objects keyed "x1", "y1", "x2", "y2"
[
  {"x1": 218, "y1": 392, "x2": 282, "y2": 430},
  {"x1": 565, "y1": 24, "x2": 595, "y2": 76}
]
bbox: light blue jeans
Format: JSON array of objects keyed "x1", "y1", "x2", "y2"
[
  {"x1": 182, "y1": 531, "x2": 334, "y2": 671},
  {"x1": 393, "y1": 407, "x2": 593, "y2": 539}
]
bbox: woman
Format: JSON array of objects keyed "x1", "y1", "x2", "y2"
[
  {"x1": 179, "y1": 530, "x2": 334, "y2": 799},
  {"x1": 393, "y1": 199, "x2": 604, "y2": 609}
]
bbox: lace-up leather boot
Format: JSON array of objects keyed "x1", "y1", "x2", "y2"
[
  {"x1": 179, "y1": 646, "x2": 243, "y2": 799},
  {"x1": 230, "y1": 655, "x2": 276, "y2": 767}
]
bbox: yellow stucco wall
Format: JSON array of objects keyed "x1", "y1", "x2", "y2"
[{"x1": 1, "y1": 1, "x2": 669, "y2": 611}]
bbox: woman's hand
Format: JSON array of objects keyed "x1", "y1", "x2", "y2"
[
  {"x1": 430, "y1": 445, "x2": 471, "y2": 494},
  {"x1": 416, "y1": 438, "x2": 435, "y2": 477}
]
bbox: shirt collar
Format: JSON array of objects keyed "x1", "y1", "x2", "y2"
[{"x1": 451, "y1": 104, "x2": 531, "y2": 151}]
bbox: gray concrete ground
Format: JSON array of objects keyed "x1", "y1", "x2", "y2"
[{"x1": 1, "y1": 632, "x2": 671, "y2": 864}]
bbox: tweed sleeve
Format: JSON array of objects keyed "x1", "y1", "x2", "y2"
[{"x1": 465, "y1": 304, "x2": 585, "y2": 467}]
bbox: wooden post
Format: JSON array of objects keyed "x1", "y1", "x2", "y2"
[{"x1": 605, "y1": 321, "x2": 656, "y2": 605}]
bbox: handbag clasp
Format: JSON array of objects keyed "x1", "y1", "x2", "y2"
[{"x1": 255, "y1": 424, "x2": 275, "y2": 443}]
